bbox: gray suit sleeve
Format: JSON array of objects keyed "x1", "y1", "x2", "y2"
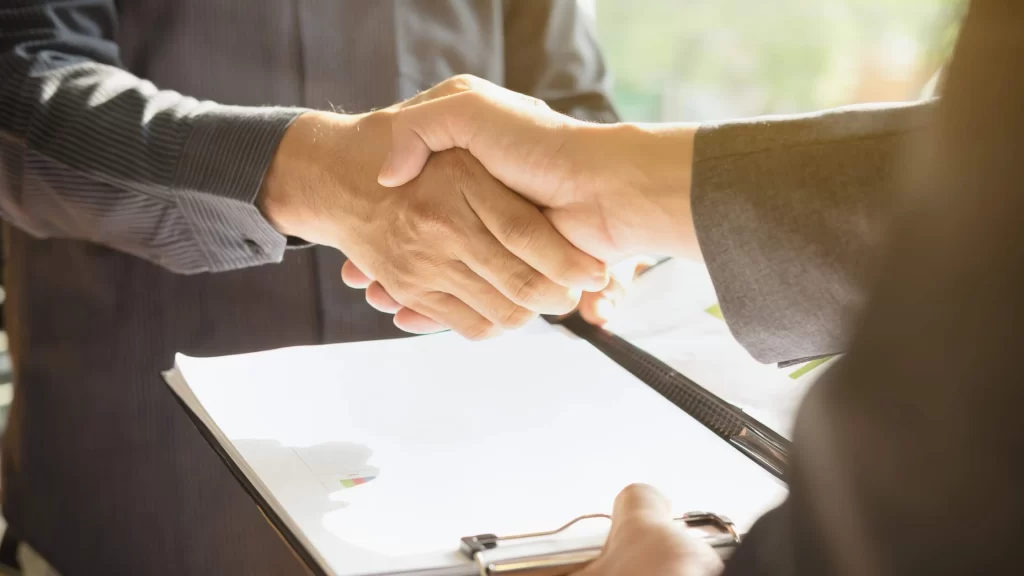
[
  {"x1": 690, "y1": 102, "x2": 935, "y2": 363},
  {"x1": 725, "y1": 3, "x2": 1024, "y2": 574},
  {"x1": 0, "y1": 0, "x2": 307, "y2": 274},
  {"x1": 502, "y1": 0, "x2": 619, "y2": 123}
]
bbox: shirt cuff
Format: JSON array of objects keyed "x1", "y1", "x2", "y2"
[{"x1": 172, "y1": 104, "x2": 307, "y2": 273}]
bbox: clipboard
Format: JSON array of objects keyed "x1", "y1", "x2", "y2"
[
  {"x1": 164, "y1": 317, "x2": 789, "y2": 576},
  {"x1": 170, "y1": 389, "x2": 745, "y2": 576},
  {"x1": 460, "y1": 511, "x2": 740, "y2": 575}
]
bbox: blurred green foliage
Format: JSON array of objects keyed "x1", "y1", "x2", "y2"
[{"x1": 594, "y1": 0, "x2": 967, "y2": 121}]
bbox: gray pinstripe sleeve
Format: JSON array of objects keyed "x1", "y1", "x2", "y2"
[
  {"x1": 691, "y1": 101, "x2": 936, "y2": 363},
  {"x1": 0, "y1": 0, "x2": 307, "y2": 274}
]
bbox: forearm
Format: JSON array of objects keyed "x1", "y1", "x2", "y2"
[
  {"x1": 0, "y1": 1, "x2": 307, "y2": 274},
  {"x1": 257, "y1": 111, "x2": 364, "y2": 246},
  {"x1": 577, "y1": 101, "x2": 934, "y2": 362},
  {"x1": 570, "y1": 121, "x2": 699, "y2": 259}
]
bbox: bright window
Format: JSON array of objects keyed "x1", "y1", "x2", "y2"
[{"x1": 593, "y1": 0, "x2": 966, "y2": 122}]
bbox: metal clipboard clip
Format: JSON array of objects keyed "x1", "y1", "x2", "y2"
[{"x1": 460, "y1": 511, "x2": 741, "y2": 576}]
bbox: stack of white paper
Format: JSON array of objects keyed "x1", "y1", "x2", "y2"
[{"x1": 167, "y1": 321, "x2": 787, "y2": 576}]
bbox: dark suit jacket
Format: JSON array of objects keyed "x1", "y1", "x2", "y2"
[
  {"x1": 0, "y1": 1, "x2": 616, "y2": 573},
  {"x1": 714, "y1": 1, "x2": 1024, "y2": 573}
]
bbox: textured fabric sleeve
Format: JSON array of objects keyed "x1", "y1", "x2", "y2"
[
  {"x1": 502, "y1": 0, "x2": 619, "y2": 123},
  {"x1": 725, "y1": 3, "x2": 1024, "y2": 575},
  {"x1": 690, "y1": 101, "x2": 935, "y2": 363},
  {"x1": 0, "y1": 0, "x2": 307, "y2": 274}
]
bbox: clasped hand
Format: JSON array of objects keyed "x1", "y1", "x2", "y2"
[
  {"x1": 334, "y1": 75, "x2": 697, "y2": 332},
  {"x1": 260, "y1": 94, "x2": 609, "y2": 339}
]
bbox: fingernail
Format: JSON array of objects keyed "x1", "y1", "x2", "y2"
[
  {"x1": 595, "y1": 298, "x2": 617, "y2": 322},
  {"x1": 587, "y1": 270, "x2": 610, "y2": 291},
  {"x1": 556, "y1": 288, "x2": 583, "y2": 315}
]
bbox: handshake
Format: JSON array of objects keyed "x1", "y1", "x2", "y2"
[
  {"x1": 259, "y1": 75, "x2": 700, "y2": 339},
  {"x1": 258, "y1": 78, "x2": 721, "y2": 575}
]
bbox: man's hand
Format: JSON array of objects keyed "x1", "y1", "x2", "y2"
[
  {"x1": 258, "y1": 111, "x2": 608, "y2": 339},
  {"x1": 575, "y1": 484, "x2": 723, "y2": 576},
  {"x1": 342, "y1": 77, "x2": 701, "y2": 332},
  {"x1": 378, "y1": 76, "x2": 702, "y2": 263},
  {"x1": 340, "y1": 242, "x2": 653, "y2": 332}
]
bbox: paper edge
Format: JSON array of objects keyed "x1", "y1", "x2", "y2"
[{"x1": 161, "y1": 360, "x2": 337, "y2": 576}]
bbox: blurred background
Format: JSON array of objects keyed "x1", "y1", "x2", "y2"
[{"x1": 583, "y1": 0, "x2": 966, "y2": 122}]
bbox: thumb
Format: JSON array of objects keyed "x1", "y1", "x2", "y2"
[
  {"x1": 377, "y1": 93, "x2": 474, "y2": 187},
  {"x1": 613, "y1": 483, "x2": 673, "y2": 524},
  {"x1": 377, "y1": 138, "x2": 431, "y2": 188},
  {"x1": 607, "y1": 483, "x2": 674, "y2": 546}
]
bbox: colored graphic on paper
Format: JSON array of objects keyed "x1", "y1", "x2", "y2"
[
  {"x1": 291, "y1": 443, "x2": 379, "y2": 492},
  {"x1": 788, "y1": 357, "x2": 831, "y2": 380},
  {"x1": 339, "y1": 475, "x2": 377, "y2": 489}
]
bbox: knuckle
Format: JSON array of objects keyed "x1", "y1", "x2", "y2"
[
  {"x1": 409, "y1": 253, "x2": 447, "y2": 279},
  {"x1": 418, "y1": 290, "x2": 447, "y2": 309},
  {"x1": 383, "y1": 281, "x2": 415, "y2": 307},
  {"x1": 528, "y1": 95, "x2": 551, "y2": 111},
  {"x1": 384, "y1": 272, "x2": 432, "y2": 306},
  {"x1": 513, "y1": 91, "x2": 551, "y2": 111},
  {"x1": 499, "y1": 214, "x2": 540, "y2": 252},
  {"x1": 448, "y1": 74, "x2": 481, "y2": 92},
  {"x1": 465, "y1": 88, "x2": 488, "y2": 104},
  {"x1": 499, "y1": 305, "x2": 535, "y2": 330},
  {"x1": 388, "y1": 263, "x2": 420, "y2": 291},
  {"x1": 506, "y1": 268, "x2": 544, "y2": 306},
  {"x1": 460, "y1": 89, "x2": 495, "y2": 119},
  {"x1": 466, "y1": 321, "x2": 498, "y2": 341},
  {"x1": 439, "y1": 149, "x2": 474, "y2": 185},
  {"x1": 407, "y1": 197, "x2": 459, "y2": 239},
  {"x1": 420, "y1": 210, "x2": 458, "y2": 238},
  {"x1": 385, "y1": 251, "x2": 417, "y2": 279}
]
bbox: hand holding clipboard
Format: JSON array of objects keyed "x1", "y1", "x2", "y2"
[{"x1": 462, "y1": 484, "x2": 733, "y2": 576}]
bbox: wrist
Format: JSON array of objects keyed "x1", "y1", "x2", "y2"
[
  {"x1": 257, "y1": 110, "x2": 365, "y2": 243},
  {"x1": 574, "y1": 121, "x2": 700, "y2": 259}
]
